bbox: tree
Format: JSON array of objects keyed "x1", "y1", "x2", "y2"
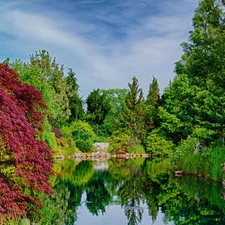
[
  {"x1": 86, "y1": 89, "x2": 111, "y2": 125},
  {"x1": 120, "y1": 76, "x2": 144, "y2": 141},
  {"x1": 172, "y1": 0, "x2": 225, "y2": 145},
  {"x1": 0, "y1": 64, "x2": 53, "y2": 221},
  {"x1": 29, "y1": 50, "x2": 71, "y2": 127},
  {"x1": 175, "y1": 0, "x2": 225, "y2": 85},
  {"x1": 147, "y1": 76, "x2": 160, "y2": 106},
  {"x1": 158, "y1": 74, "x2": 198, "y2": 143},
  {"x1": 65, "y1": 68, "x2": 84, "y2": 122},
  {"x1": 144, "y1": 76, "x2": 160, "y2": 132},
  {"x1": 102, "y1": 88, "x2": 128, "y2": 135},
  {"x1": 11, "y1": 59, "x2": 58, "y2": 148}
]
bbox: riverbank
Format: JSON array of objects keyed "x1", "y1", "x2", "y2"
[{"x1": 55, "y1": 151, "x2": 151, "y2": 161}]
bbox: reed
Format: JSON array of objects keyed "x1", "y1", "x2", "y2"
[{"x1": 181, "y1": 146, "x2": 225, "y2": 181}]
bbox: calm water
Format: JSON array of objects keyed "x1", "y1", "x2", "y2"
[{"x1": 36, "y1": 158, "x2": 225, "y2": 225}]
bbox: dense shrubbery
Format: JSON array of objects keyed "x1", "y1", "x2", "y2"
[
  {"x1": 145, "y1": 130, "x2": 174, "y2": 157},
  {"x1": 61, "y1": 120, "x2": 96, "y2": 152}
]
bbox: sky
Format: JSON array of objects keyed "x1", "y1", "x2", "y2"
[{"x1": 0, "y1": 0, "x2": 198, "y2": 99}]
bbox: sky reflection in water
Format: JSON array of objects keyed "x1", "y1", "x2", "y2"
[{"x1": 47, "y1": 158, "x2": 225, "y2": 225}]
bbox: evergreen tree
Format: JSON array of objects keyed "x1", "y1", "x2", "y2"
[
  {"x1": 145, "y1": 76, "x2": 160, "y2": 130},
  {"x1": 65, "y1": 68, "x2": 84, "y2": 122},
  {"x1": 147, "y1": 76, "x2": 160, "y2": 106},
  {"x1": 120, "y1": 76, "x2": 144, "y2": 141}
]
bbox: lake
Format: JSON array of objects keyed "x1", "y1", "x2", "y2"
[{"x1": 34, "y1": 158, "x2": 225, "y2": 225}]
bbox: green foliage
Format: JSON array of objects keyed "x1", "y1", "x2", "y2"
[
  {"x1": 86, "y1": 88, "x2": 111, "y2": 125},
  {"x1": 92, "y1": 123, "x2": 114, "y2": 137},
  {"x1": 12, "y1": 60, "x2": 58, "y2": 120},
  {"x1": 75, "y1": 139, "x2": 92, "y2": 152},
  {"x1": 207, "y1": 146, "x2": 225, "y2": 180},
  {"x1": 39, "y1": 118, "x2": 57, "y2": 149},
  {"x1": 103, "y1": 88, "x2": 128, "y2": 131},
  {"x1": 61, "y1": 120, "x2": 96, "y2": 152},
  {"x1": 61, "y1": 120, "x2": 96, "y2": 139},
  {"x1": 93, "y1": 136, "x2": 109, "y2": 143},
  {"x1": 171, "y1": 135, "x2": 198, "y2": 165},
  {"x1": 147, "y1": 76, "x2": 160, "y2": 106},
  {"x1": 144, "y1": 76, "x2": 160, "y2": 132},
  {"x1": 171, "y1": 0, "x2": 225, "y2": 146},
  {"x1": 180, "y1": 145, "x2": 225, "y2": 181},
  {"x1": 159, "y1": 74, "x2": 197, "y2": 142},
  {"x1": 109, "y1": 129, "x2": 132, "y2": 151},
  {"x1": 145, "y1": 130, "x2": 174, "y2": 157},
  {"x1": 65, "y1": 68, "x2": 84, "y2": 122},
  {"x1": 29, "y1": 50, "x2": 72, "y2": 127},
  {"x1": 57, "y1": 137, "x2": 80, "y2": 156},
  {"x1": 119, "y1": 76, "x2": 144, "y2": 141},
  {"x1": 32, "y1": 188, "x2": 75, "y2": 225}
]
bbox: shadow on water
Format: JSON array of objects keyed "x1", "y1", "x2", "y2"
[{"x1": 23, "y1": 158, "x2": 225, "y2": 224}]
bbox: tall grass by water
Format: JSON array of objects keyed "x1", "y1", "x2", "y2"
[{"x1": 181, "y1": 146, "x2": 225, "y2": 181}]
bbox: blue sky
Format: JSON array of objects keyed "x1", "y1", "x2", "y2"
[{"x1": 0, "y1": 0, "x2": 198, "y2": 98}]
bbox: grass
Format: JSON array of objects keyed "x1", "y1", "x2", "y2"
[{"x1": 180, "y1": 146, "x2": 225, "y2": 181}]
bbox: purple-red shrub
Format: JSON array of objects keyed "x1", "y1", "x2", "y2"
[{"x1": 0, "y1": 64, "x2": 53, "y2": 220}]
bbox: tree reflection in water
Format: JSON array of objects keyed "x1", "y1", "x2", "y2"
[{"x1": 8, "y1": 158, "x2": 225, "y2": 224}]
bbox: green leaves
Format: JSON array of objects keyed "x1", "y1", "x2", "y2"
[
  {"x1": 145, "y1": 130, "x2": 174, "y2": 157},
  {"x1": 120, "y1": 76, "x2": 144, "y2": 140},
  {"x1": 86, "y1": 89, "x2": 111, "y2": 125}
]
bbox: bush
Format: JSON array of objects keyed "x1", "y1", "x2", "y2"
[
  {"x1": 61, "y1": 120, "x2": 96, "y2": 139},
  {"x1": 171, "y1": 135, "x2": 198, "y2": 165},
  {"x1": 75, "y1": 139, "x2": 92, "y2": 152},
  {"x1": 145, "y1": 130, "x2": 174, "y2": 157},
  {"x1": 109, "y1": 129, "x2": 132, "y2": 153},
  {"x1": 61, "y1": 120, "x2": 96, "y2": 152},
  {"x1": 57, "y1": 137, "x2": 80, "y2": 155},
  {"x1": 92, "y1": 123, "x2": 114, "y2": 137},
  {"x1": 39, "y1": 119, "x2": 57, "y2": 149}
]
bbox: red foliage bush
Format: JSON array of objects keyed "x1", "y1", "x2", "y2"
[{"x1": 0, "y1": 64, "x2": 53, "y2": 221}]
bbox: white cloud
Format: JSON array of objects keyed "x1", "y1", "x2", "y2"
[{"x1": 0, "y1": 0, "x2": 198, "y2": 98}]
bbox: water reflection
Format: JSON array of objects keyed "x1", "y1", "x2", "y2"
[{"x1": 35, "y1": 158, "x2": 225, "y2": 225}]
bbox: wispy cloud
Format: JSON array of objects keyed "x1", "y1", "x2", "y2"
[{"x1": 0, "y1": 0, "x2": 198, "y2": 98}]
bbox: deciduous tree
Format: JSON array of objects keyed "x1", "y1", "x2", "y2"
[{"x1": 0, "y1": 64, "x2": 53, "y2": 221}]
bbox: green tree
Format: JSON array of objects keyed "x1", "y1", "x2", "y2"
[
  {"x1": 11, "y1": 59, "x2": 58, "y2": 148},
  {"x1": 172, "y1": 0, "x2": 225, "y2": 145},
  {"x1": 65, "y1": 68, "x2": 84, "y2": 122},
  {"x1": 61, "y1": 120, "x2": 96, "y2": 152},
  {"x1": 147, "y1": 76, "x2": 160, "y2": 106},
  {"x1": 86, "y1": 88, "x2": 111, "y2": 125},
  {"x1": 104, "y1": 88, "x2": 128, "y2": 129},
  {"x1": 29, "y1": 50, "x2": 71, "y2": 127},
  {"x1": 158, "y1": 74, "x2": 198, "y2": 143},
  {"x1": 143, "y1": 76, "x2": 161, "y2": 136},
  {"x1": 120, "y1": 76, "x2": 144, "y2": 141}
]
